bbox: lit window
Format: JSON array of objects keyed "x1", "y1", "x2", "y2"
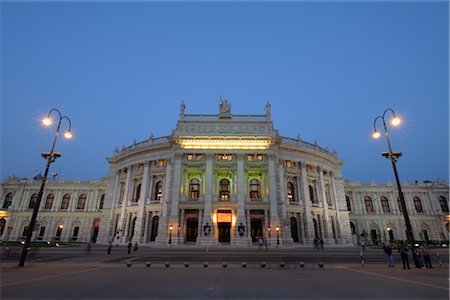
[
  {"x1": 287, "y1": 182, "x2": 295, "y2": 201},
  {"x1": 189, "y1": 179, "x2": 200, "y2": 200},
  {"x1": 219, "y1": 179, "x2": 230, "y2": 200},
  {"x1": 154, "y1": 181, "x2": 163, "y2": 200},
  {"x1": 249, "y1": 179, "x2": 261, "y2": 199},
  {"x1": 256, "y1": 154, "x2": 263, "y2": 161},
  {"x1": 218, "y1": 154, "x2": 232, "y2": 161},
  {"x1": 187, "y1": 154, "x2": 202, "y2": 161},
  {"x1": 158, "y1": 160, "x2": 166, "y2": 167}
]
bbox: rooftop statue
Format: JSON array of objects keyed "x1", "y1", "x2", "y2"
[
  {"x1": 265, "y1": 101, "x2": 271, "y2": 119},
  {"x1": 219, "y1": 99, "x2": 231, "y2": 114},
  {"x1": 180, "y1": 100, "x2": 185, "y2": 117}
]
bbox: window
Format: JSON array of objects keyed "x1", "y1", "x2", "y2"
[
  {"x1": 154, "y1": 181, "x2": 163, "y2": 200},
  {"x1": 287, "y1": 182, "x2": 295, "y2": 201},
  {"x1": 413, "y1": 196, "x2": 423, "y2": 213},
  {"x1": 77, "y1": 194, "x2": 87, "y2": 210},
  {"x1": 309, "y1": 185, "x2": 317, "y2": 204},
  {"x1": 381, "y1": 196, "x2": 390, "y2": 213},
  {"x1": 189, "y1": 179, "x2": 200, "y2": 200},
  {"x1": 157, "y1": 160, "x2": 166, "y2": 167},
  {"x1": 72, "y1": 226, "x2": 79, "y2": 241},
  {"x1": 364, "y1": 196, "x2": 374, "y2": 213},
  {"x1": 61, "y1": 194, "x2": 70, "y2": 209},
  {"x1": 38, "y1": 227, "x2": 46, "y2": 240},
  {"x1": 22, "y1": 226, "x2": 30, "y2": 239},
  {"x1": 135, "y1": 183, "x2": 141, "y2": 201},
  {"x1": 2, "y1": 193, "x2": 13, "y2": 209},
  {"x1": 249, "y1": 179, "x2": 261, "y2": 199},
  {"x1": 218, "y1": 154, "x2": 233, "y2": 161},
  {"x1": 346, "y1": 196, "x2": 352, "y2": 211},
  {"x1": 28, "y1": 193, "x2": 37, "y2": 209},
  {"x1": 219, "y1": 179, "x2": 230, "y2": 200},
  {"x1": 99, "y1": 194, "x2": 105, "y2": 210},
  {"x1": 44, "y1": 193, "x2": 54, "y2": 209},
  {"x1": 187, "y1": 154, "x2": 202, "y2": 161},
  {"x1": 284, "y1": 160, "x2": 295, "y2": 167},
  {"x1": 439, "y1": 196, "x2": 449, "y2": 213},
  {"x1": 247, "y1": 154, "x2": 264, "y2": 161},
  {"x1": 350, "y1": 222, "x2": 356, "y2": 234}
]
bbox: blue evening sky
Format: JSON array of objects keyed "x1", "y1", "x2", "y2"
[{"x1": 1, "y1": 1, "x2": 448, "y2": 184}]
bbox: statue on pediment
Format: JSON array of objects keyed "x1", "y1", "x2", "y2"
[
  {"x1": 265, "y1": 101, "x2": 271, "y2": 118},
  {"x1": 219, "y1": 99, "x2": 231, "y2": 114},
  {"x1": 180, "y1": 100, "x2": 185, "y2": 117}
]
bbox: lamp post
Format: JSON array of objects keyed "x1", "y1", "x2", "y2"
[
  {"x1": 169, "y1": 225, "x2": 173, "y2": 244},
  {"x1": 276, "y1": 226, "x2": 280, "y2": 245},
  {"x1": 18, "y1": 109, "x2": 72, "y2": 267},
  {"x1": 372, "y1": 108, "x2": 414, "y2": 249}
]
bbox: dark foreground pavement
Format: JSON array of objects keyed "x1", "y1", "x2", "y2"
[{"x1": 1, "y1": 246, "x2": 448, "y2": 300}]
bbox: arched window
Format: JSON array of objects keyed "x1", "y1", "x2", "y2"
[
  {"x1": 345, "y1": 196, "x2": 352, "y2": 211},
  {"x1": 44, "y1": 193, "x2": 54, "y2": 209},
  {"x1": 364, "y1": 196, "x2": 374, "y2": 213},
  {"x1": 380, "y1": 196, "x2": 390, "y2": 213},
  {"x1": 77, "y1": 194, "x2": 87, "y2": 210},
  {"x1": 99, "y1": 194, "x2": 105, "y2": 210},
  {"x1": 439, "y1": 196, "x2": 449, "y2": 213},
  {"x1": 154, "y1": 181, "x2": 163, "y2": 200},
  {"x1": 309, "y1": 184, "x2": 317, "y2": 204},
  {"x1": 150, "y1": 216, "x2": 159, "y2": 241},
  {"x1": 2, "y1": 192, "x2": 13, "y2": 209},
  {"x1": 287, "y1": 182, "x2": 295, "y2": 201},
  {"x1": 135, "y1": 183, "x2": 142, "y2": 201},
  {"x1": 61, "y1": 194, "x2": 70, "y2": 209},
  {"x1": 189, "y1": 178, "x2": 200, "y2": 200},
  {"x1": 290, "y1": 217, "x2": 299, "y2": 242},
  {"x1": 28, "y1": 193, "x2": 38, "y2": 209},
  {"x1": 413, "y1": 196, "x2": 423, "y2": 213},
  {"x1": 349, "y1": 222, "x2": 356, "y2": 234},
  {"x1": 249, "y1": 179, "x2": 261, "y2": 199},
  {"x1": 219, "y1": 179, "x2": 230, "y2": 200},
  {"x1": 0, "y1": 218, "x2": 6, "y2": 236}
]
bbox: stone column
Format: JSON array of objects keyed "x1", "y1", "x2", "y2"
[
  {"x1": 235, "y1": 154, "x2": 249, "y2": 246},
  {"x1": 300, "y1": 163, "x2": 314, "y2": 243},
  {"x1": 201, "y1": 154, "x2": 213, "y2": 246},
  {"x1": 169, "y1": 154, "x2": 183, "y2": 245},
  {"x1": 267, "y1": 154, "x2": 280, "y2": 245},
  {"x1": 278, "y1": 162, "x2": 292, "y2": 244},
  {"x1": 119, "y1": 166, "x2": 132, "y2": 242},
  {"x1": 318, "y1": 167, "x2": 332, "y2": 242},
  {"x1": 330, "y1": 173, "x2": 343, "y2": 241},
  {"x1": 155, "y1": 159, "x2": 173, "y2": 245},
  {"x1": 135, "y1": 162, "x2": 150, "y2": 243}
]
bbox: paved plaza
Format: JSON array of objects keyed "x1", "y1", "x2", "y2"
[{"x1": 1, "y1": 245, "x2": 449, "y2": 299}]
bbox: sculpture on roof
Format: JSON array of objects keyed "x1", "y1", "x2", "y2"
[
  {"x1": 219, "y1": 98, "x2": 231, "y2": 114},
  {"x1": 180, "y1": 100, "x2": 185, "y2": 117},
  {"x1": 265, "y1": 101, "x2": 271, "y2": 119}
]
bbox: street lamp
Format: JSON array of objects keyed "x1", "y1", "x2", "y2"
[
  {"x1": 169, "y1": 225, "x2": 173, "y2": 244},
  {"x1": 18, "y1": 109, "x2": 72, "y2": 267},
  {"x1": 372, "y1": 108, "x2": 414, "y2": 249},
  {"x1": 276, "y1": 226, "x2": 280, "y2": 245}
]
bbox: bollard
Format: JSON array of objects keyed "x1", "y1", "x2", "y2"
[
  {"x1": 261, "y1": 262, "x2": 266, "y2": 268},
  {"x1": 203, "y1": 262, "x2": 209, "y2": 268},
  {"x1": 318, "y1": 262, "x2": 324, "y2": 268},
  {"x1": 165, "y1": 261, "x2": 170, "y2": 267},
  {"x1": 184, "y1": 262, "x2": 190, "y2": 267},
  {"x1": 299, "y1": 262, "x2": 305, "y2": 268},
  {"x1": 280, "y1": 262, "x2": 285, "y2": 268},
  {"x1": 241, "y1": 262, "x2": 247, "y2": 268},
  {"x1": 145, "y1": 261, "x2": 151, "y2": 267},
  {"x1": 222, "y1": 262, "x2": 228, "y2": 268},
  {"x1": 126, "y1": 262, "x2": 132, "y2": 267}
]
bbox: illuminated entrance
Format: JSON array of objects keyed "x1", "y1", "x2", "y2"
[{"x1": 217, "y1": 210, "x2": 231, "y2": 243}]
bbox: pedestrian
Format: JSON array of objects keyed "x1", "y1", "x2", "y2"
[
  {"x1": 84, "y1": 242, "x2": 91, "y2": 254},
  {"x1": 313, "y1": 238, "x2": 318, "y2": 250},
  {"x1": 383, "y1": 242, "x2": 394, "y2": 267},
  {"x1": 421, "y1": 245, "x2": 433, "y2": 268},
  {"x1": 134, "y1": 242, "x2": 138, "y2": 251},
  {"x1": 413, "y1": 245, "x2": 425, "y2": 269},
  {"x1": 127, "y1": 241, "x2": 132, "y2": 254},
  {"x1": 107, "y1": 241, "x2": 112, "y2": 255},
  {"x1": 319, "y1": 239, "x2": 324, "y2": 250},
  {"x1": 361, "y1": 240, "x2": 366, "y2": 251},
  {"x1": 258, "y1": 237, "x2": 263, "y2": 250},
  {"x1": 398, "y1": 241, "x2": 410, "y2": 270}
]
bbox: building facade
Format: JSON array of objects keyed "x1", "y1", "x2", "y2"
[{"x1": 1, "y1": 102, "x2": 448, "y2": 247}]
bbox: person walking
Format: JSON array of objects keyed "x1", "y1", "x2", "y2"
[
  {"x1": 84, "y1": 242, "x2": 91, "y2": 254},
  {"x1": 421, "y1": 245, "x2": 433, "y2": 268},
  {"x1": 413, "y1": 245, "x2": 425, "y2": 269},
  {"x1": 319, "y1": 239, "x2": 324, "y2": 250},
  {"x1": 134, "y1": 242, "x2": 138, "y2": 252},
  {"x1": 258, "y1": 237, "x2": 263, "y2": 250},
  {"x1": 107, "y1": 241, "x2": 112, "y2": 255},
  {"x1": 383, "y1": 242, "x2": 394, "y2": 267},
  {"x1": 398, "y1": 241, "x2": 410, "y2": 270},
  {"x1": 313, "y1": 238, "x2": 318, "y2": 250},
  {"x1": 127, "y1": 241, "x2": 132, "y2": 254}
]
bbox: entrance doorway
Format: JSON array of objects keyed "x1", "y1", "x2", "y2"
[
  {"x1": 250, "y1": 219, "x2": 262, "y2": 242},
  {"x1": 290, "y1": 217, "x2": 299, "y2": 242},
  {"x1": 186, "y1": 219, "x2": 198, "y2": 242},
  {"x1": 218, "y1": 223, "x2": 231, "y2": 243}
]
